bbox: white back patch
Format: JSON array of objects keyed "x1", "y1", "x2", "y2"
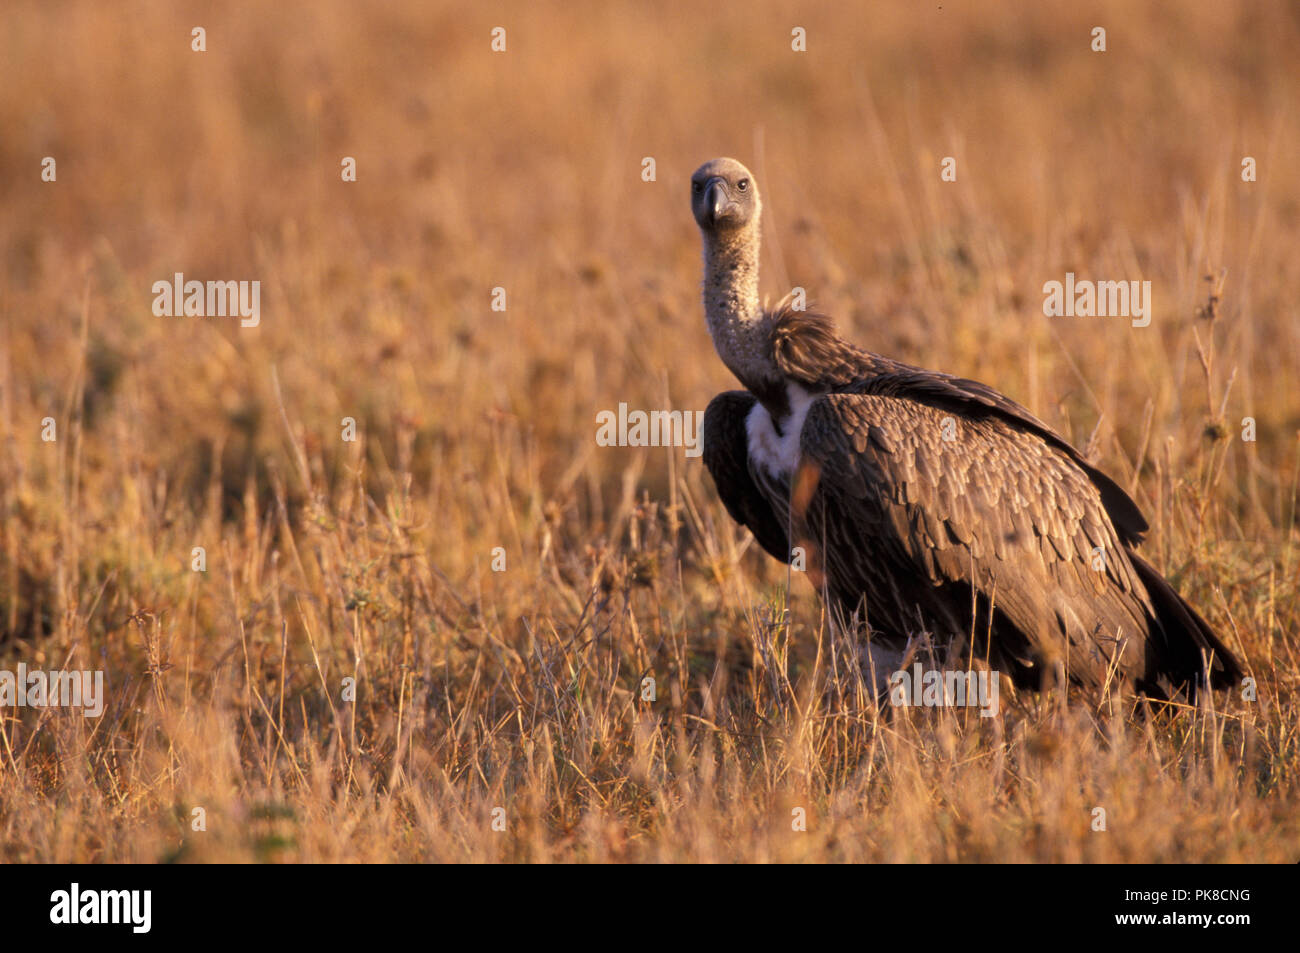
[{"x1": 746, "y1": 383, "x2": 818, "y2": 480}]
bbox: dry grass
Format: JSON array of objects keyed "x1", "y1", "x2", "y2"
[{"x1": 1, "y1": 0, "x2": 1298, "y2": 862}]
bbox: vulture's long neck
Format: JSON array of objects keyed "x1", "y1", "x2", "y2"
[{"x1": 702, "y1": 224, "x2": 779, "y2": 392}]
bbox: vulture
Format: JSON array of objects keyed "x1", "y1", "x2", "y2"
[{"x1": 691, "y1": 157, "x2": 1242, "y2": 701}]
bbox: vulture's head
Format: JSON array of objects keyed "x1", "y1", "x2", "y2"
[{"x1": 691, "y1": 157, "x2": 761, "y2": 234}]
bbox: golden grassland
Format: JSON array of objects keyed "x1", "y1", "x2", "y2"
[{"x1": 1, "y1": 0, "x2": 1298, "y2": 862}]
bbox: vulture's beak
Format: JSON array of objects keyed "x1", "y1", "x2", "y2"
[{"x1": 706, "y1": 177, "x2": 736, "y2": 225}]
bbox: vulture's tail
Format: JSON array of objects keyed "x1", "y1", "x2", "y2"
[{"x1": 1129, "y1": 551, "x2": 1243, "y2": 699}]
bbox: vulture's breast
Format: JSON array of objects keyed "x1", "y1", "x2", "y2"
[{"x1": 745, "y1": 381, "x2": 819, "y2": 480}]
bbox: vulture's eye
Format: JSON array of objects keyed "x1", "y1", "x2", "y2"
[
  {"x1": 692, "y1": 182, "x2": 703, "y2": 194},
  {"x1": 737, "y1": 179, "x2": 748, "y2": 191}
]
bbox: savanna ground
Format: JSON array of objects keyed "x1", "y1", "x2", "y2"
[{"x1": 1, "y1": 0, "x2": 1298, "y2": 863}]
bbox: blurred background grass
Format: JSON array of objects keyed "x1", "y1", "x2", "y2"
[{"x1": 0, "y1": 0, "x2": 1297, "y2": 861}]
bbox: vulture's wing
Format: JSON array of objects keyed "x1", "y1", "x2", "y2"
[
  {"x1": 768, "y1": 307, "x2": 1149, "y2": 545},
  {"x1": 845, "y1": 369, "x2": 1150, "y2": 546},
  {"x1": 702, "y1": 391, "x2": 791, "y2": 563},
  {"x1": 796, "y1": 389, "x2": 1154, "y2": 689}
]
